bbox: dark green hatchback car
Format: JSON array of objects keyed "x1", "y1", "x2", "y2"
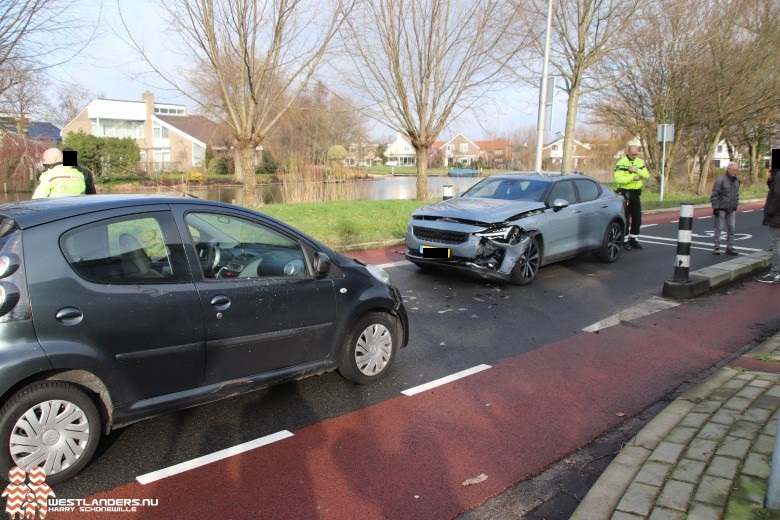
[{"x1": 0, "y1": 195, "x2": 408, "y2": 484}]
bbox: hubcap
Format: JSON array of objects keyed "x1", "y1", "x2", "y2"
[
  {"x1": 355, "y1": 324, "x2": 392, "y2": 376},
  {"x1": 10, "y1": 400, "x2": 91, "y2": 475}
]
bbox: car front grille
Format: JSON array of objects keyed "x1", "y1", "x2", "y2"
[{"x1": 413, "y1": 226, "x2": 469, "y2": 244}]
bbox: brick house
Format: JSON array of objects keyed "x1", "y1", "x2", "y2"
[{"x1": 62, "y1": 91, "x2": 233, "y2": 172}]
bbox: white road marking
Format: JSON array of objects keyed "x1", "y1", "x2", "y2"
[
  {"x1": 582, "y1": 296, "x2": 680, "y2": 332},
  {"x1": 136, "y1": 430, "x2": 294, "y2": 484},
  {"x1": 583, "y1": 296, "x2": 681, "y2": 332},
  {"x1": 402, "y1": 364, "x2": 492, "y2": 396},
  {"x1": 634, "y1": 234, "x2": 761, "y2": 252},
  {"x1": 376, "y1": 260, "x2": 411, "y2": 269}
]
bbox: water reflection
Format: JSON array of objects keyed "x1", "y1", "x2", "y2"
[{"x1": 0, "y1": 176, "x2": 482, "y2": 205}]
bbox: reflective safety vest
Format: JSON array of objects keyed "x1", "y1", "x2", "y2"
[
  {"x1": 613, "y1": 155, "x2": 649, "y2": 190},
  {"x1": 32, "y1": 164, "x2": 86, "y2": 199}
]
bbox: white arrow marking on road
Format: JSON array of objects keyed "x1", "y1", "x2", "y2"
[{"x1": 582, "y1": 296, "x2": 681, "y2": 332}]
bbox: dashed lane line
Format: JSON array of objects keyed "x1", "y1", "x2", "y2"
[
  {"x1": 136, "y1": 430, "x2": 294, "y2": 485},
  {"x1": 402, "y1": 364, "x2": 492, "y2": 396}
]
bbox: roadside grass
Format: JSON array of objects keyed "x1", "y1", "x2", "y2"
[
  {"x1": 256, "y1": 183, "x2": 769, "y2": 251},
  {"x1": 259, "y1": 199, "x2": 429, "y2": 250},
  {"x1": 752, "y1": 353, "x2": 778, "y2": 362}
]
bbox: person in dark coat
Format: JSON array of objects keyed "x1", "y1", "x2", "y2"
[
  {"x1": 710, "y1": 162, "x2": 741, "y2": 255},
  {"x1": 756, "y1": 168, "x2": 780, "y2": 284}
]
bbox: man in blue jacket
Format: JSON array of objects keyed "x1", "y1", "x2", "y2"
[{"x1": 710, "y1": 162, "x2": 741, "y2": 255}]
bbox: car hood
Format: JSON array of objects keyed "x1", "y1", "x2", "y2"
[{"x1": 412, "y1": 197, "x2": 545, "y2": 224}]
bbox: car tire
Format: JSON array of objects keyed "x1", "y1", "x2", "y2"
[
  {"x1": 0, "y1": 381, "x2": 101, "y2": 485},
  {"x1": 338, "y1": 312, "x2": 398, "y2": 385},
  {"x1": 595, "y1": 221, "x2": 624, "y2": 263},
  {"x1": 510, "y1": 236, "x2": 541, "y2": 285}
]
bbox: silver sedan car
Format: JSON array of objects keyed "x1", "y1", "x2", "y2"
[{"x1": 405, "y1": 172, "x2": 626, "y2": 285}]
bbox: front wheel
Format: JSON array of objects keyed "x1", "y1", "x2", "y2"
[
  {"x1": 510, "y1": 236, "x2": 541, "y2": 285},
  {"x1": 0, "y1": 381, "x2": 101, "y2": 485},
  {"x1": 595, "y1": 221, "x2": 624, "y2": 263},
  {"x1": 339, "y1": 312, "x2": 398, "y2": 384}
]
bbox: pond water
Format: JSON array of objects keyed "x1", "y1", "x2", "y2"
[{"x1": 0, "y1": 175, "x2": 483, "y2": 205}]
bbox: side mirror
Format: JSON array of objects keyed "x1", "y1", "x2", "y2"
[
  {"x1": 313, "y1": 252, "x2": 332, "y2": 277},
  {"x1": 552, "y1": 198, "x2": 570, "y2": 212}
]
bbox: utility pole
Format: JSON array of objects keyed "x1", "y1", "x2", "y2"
[{"x1": 534, "y1": 0, "x2": 554, "y2": 173}]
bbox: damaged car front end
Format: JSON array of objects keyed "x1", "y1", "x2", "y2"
[
  {"x1": 404, "y1": 173, "x2": 626, "y2": 285},
  {"x1": 405, "y1": 199, "x2": 547, "y2": 285}
]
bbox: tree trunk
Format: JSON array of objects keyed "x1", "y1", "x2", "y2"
[
  {"x1": 236, "y1": 143, "x2": 257, "y2": 205},
  {"x1": 416, "y1": 148, "x2": 429, "y2": 201},
  {"x1": 695, "y1": 128, "x2": 723, "y2": 195},
  {"x1": 561, "y1": 86, "x2": 581, "y2": 174}
]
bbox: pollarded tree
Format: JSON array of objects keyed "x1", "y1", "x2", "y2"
[
  {"x1": 518, "y1": 0, "x2": 653, "y2": 174},
  {"x1": 341, "y1": 0, "x2": 529, "y2": 200},
  {"x1": 121, "y1": 0, "x2": 358, "y2": 204}
]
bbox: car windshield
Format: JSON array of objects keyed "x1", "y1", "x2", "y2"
[{"x1": 462, "y1": 178, "x2": 548, "y2": 202}]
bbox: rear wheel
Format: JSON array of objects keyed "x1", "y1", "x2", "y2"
[
  {"x1": 339, "y1": 312, "x2": 398, "y2": 384},
  {"x1": 595, "y1": 222, "x2": 624, "y2": 263},
  {"x1": 510, "y1": 236, "x2": 541, "y2": 285},
  {"x1": 0, "y1": 381, "x2": 101, "y2": 485}
]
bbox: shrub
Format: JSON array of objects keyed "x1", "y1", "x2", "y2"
[{"x1": 189, "y1": 170, "x2": 206, "y2": 182}]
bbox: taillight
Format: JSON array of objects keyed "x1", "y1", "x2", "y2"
[
  {"x1": 0, "y1": 253, "x2": 20, "y2": 278},
  {"x1": 0, "y1": 282, "x2": 20, "y2": 317}
]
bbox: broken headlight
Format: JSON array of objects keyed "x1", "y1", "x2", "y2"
[{"x1": 476, "y1": 225, "x2": 521, "y2": 243}]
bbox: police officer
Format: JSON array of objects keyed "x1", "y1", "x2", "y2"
[
  {"x1": 32, "y1": 148, "x2": 86, "y2": 199},
  {"x1": 614, "y1": 144, "x2": 650, "y2": 249}
]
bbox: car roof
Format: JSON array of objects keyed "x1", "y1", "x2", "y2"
[
  {"x1": 484, "y1": 172, "x2": 598, "y2": 183},
  {"x1": 0, "y1": 194, "x2": 244, "y2": 229}
]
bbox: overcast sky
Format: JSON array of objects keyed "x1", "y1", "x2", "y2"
[{"x1": 45, "y1": 0, "x2": 567, "y2": 142}]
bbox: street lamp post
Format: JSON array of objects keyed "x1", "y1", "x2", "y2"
[{"x1": 534, "y1": 0, "x2": 554, "y2": 173}]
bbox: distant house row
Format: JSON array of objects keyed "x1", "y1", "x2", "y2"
[
  {"x1": 2, "y1": 90, "x2": 740, "y2": 172},
  {"x1": 378, "y1": 132, "x2": 512, "y2": 169}
]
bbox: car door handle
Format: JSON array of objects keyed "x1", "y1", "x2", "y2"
[
  {"x1": 210, "y1": 295, "x2": 231, "y2": 311},
  {"x1": 55, "y1": 307, "x2": 83, "y2": 326},
  {"x1": 572, "y1": 209, "x2": 582, "y2": 214}
]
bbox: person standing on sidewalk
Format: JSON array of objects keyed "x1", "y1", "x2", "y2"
[
  {"x1": 756, "y1": 168, "x2": 780, "y2": 283},
  {"x1": 710, "y1": 162, "x2": 741, "y2": 255},
  {"x1": 614, "y1": 144, "x2": 649, "y2": 250}
]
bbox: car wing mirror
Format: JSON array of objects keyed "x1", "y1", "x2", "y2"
[
  {"x1": 313, "y1": 252, "x2": 332, "y2": 277},
  {"x1": 552, "y1": 198, "x2": 570, "y2": 212}
]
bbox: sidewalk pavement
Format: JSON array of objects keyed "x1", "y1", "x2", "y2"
[{"x1": 572, "y1": 251, "x2": 780, "y2": 519}]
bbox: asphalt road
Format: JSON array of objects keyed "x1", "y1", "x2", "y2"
[{"x1": 45, "y1": 201, "x2": 778, "y2": 519}]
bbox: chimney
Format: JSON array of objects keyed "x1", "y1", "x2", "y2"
[{"x1": 142, "y1": 91, "x2": 154, "y2": 172}]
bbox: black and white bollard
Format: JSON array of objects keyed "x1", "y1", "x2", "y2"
[
  {"x1": 672, "y1": 203, "x2": 694, "y2": 282},
  {"x1": 662, "y1": 203, "x2": 706, "y2": 299}
]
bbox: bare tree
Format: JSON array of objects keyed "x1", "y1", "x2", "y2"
[
  {"x1": 690, "y1": 0, "x2": 779, "y2": 193},
  {"x1": 51, "y1": 82, "x2": 99, "y2": 128},
  {"x1": 121, "y1": 0, "x2": 357, "y2": 203},
  {"x1": 586, "y1": 0, "x2": 703, "y2": 186},
  {"x1": 0, "y1": 0, "x2": 101, "y2": 97},
  {"x1": 341, "y1": 0, "x2": 528, "y2": 201},
  {"x1": 518, "y1": 0, "x2": 652, "y2": 174}
]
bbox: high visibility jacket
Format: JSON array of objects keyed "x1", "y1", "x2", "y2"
[
  {"x1": 614, "y1": 155, "x2": 649, "y2": 190},
  {"x1": 32, "y1": 164, "x2": 86, "y2": 199}
]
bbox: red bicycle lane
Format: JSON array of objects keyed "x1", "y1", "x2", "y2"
[{"x1": 50, "y1": 278, "x2": 779, "y2": 520}]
